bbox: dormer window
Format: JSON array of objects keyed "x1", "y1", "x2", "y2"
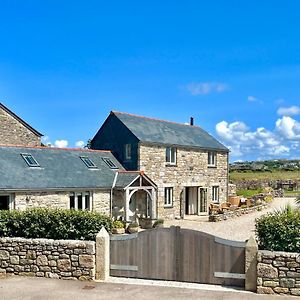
[
  {"x1": 102, "y1": 157, "x2": 118, "y2": 169},
  {"x1": 208, "y1": 151, "x2": 216, "y2": 167},
  {"x1": 80, "y1": 156, "x2": 97, "y2": 168},
  {"x1": 21, "y1": 153, "x2": 40, "y2": 167},
  {"x1": 166, "y1": 147, "x2": 176, "y2": 165}
]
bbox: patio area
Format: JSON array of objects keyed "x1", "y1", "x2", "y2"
[{"x1": 164, "y1": 197, "x2": 296, "y2": 241}]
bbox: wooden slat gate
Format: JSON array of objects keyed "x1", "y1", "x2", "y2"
[{"x1": 110, "y1": 226, "x2": 246, "y2": 287}]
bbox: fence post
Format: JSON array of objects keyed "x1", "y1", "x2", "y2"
[
  {"x1": 245, "y1": 235, "x2": 258, "y2": 291},
  {"x1": 95, "y1": 227, "x2": 110, "y2": 281}
]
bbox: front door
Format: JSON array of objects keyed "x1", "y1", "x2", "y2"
[
  {"x1": 0, "y1": 195, "x2": 10, "y2": 210},
  {"x1": 198, "y1": 188, "x2": 208, "y2": 214}
]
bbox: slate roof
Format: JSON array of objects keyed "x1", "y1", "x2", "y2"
[
  {"x1": 0, "y1": 145, "x2": 124, "y2": 190},
  {"x1": 112, "y1": 111, "x2": 228, "y2": 152},
  {"x1": 0, "y1": 103, "x2": 43, "y2": 137},
  {"x1": 114, "y1": 171, "x2": 141, "y2": 188}
]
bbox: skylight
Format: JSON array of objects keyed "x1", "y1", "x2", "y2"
[
  {"x1": 102, "y1": 157, "x2": 118, "y2": 169},
  {"x1": 80, "y1": 156, "x2": 97, "y2": 168},
  {"x1": 21, "y1": 153, "x2": 40, "y2": 167}
]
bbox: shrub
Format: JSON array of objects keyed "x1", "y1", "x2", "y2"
[
  {"x1": 112, "y1": 220, "x2": 125, "y2": 229},
  {"x1": 0, "y1": 208, "x2": 112, "y2": 241},
  {"x1": 153, "y1": 219, "x2": 164, "y2": 228},
  {"x1": 255, "y1": 205, "x2": 300, "y2": 252},
  {"x1": 128, "y1": 222, "x2": 139, "y2": 228}
]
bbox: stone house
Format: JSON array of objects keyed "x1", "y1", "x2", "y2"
[
  {"x1": 0, "y1": 145, "x2": 157, "y2": 222},
  {"x1": 91, "y1": 111, "x2": 229, "y2": 219},
  {"x1": 0, "y1": 103, "x2": 43, "y2": 146}
]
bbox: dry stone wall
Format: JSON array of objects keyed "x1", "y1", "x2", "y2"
[
  {"x1": 139, "y1": 143, "x2": 228, "y2": 219},
  {"x1": 0, "y1": 106, "x2": 41, "y2": 146},
  {"x1": 257, "y1": 250, "x2": 300, "y2": 296},
  {"x1": 0, "y1": 237, "x2": 95, "y2": 280}
]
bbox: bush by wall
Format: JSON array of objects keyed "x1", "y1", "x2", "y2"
[
  {"x1": 0, "y1": 208, "x2": 112, "y2": 240},
  {"x1": 255, "y1": 206, "x2": 300, "y2": 252}
]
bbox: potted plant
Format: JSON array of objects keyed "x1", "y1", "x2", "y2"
[
  {"x1": 153, "y1": 218, "x2": 164, "y2": 228},
  {"x1": 111, "y1": 220, "x2": 125, "y2": 234},
  {"x1": 127, "y1": 222, "x2": 139, "y2": 233}
]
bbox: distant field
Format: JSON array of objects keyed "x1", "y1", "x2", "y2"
[{"x1": 229, "y1": 170, "x2": 300, "y2": 181}]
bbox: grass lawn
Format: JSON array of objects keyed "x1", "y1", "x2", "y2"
[
  {"x1": 236, "y1": 189, "x2": 263, "y2": 197},
  {"x1": 230, "y1": 170, "x2": 300, "y2": 181}
]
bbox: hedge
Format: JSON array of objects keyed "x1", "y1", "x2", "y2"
[
  {"x1": 255, "y1": 206, "x2": 300, "y2": 252},
  {"x1": 0, "y1": 208, "x2": 112, "y2": 241}
]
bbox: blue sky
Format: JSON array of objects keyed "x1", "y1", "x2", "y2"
[{"x1": 1, "y1": 1, "x2": 300, "y2": 161}]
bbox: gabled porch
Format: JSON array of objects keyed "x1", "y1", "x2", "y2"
[{"x1": 112, "y1": 171, "x2": 157, "y2": 223}]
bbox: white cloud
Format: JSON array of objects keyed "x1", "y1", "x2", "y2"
[
  {"x1": 277, "y1": 106, "x2": 300, "y2": 116},
  {"x1": 75, "y1": 140, "x2": 85, "y2": 148},
  {"x1": 215, "y1": 117, "x2": 300, "y2": 160},
  {"x1": 247, "y1": 96, "x2": 257, "y2": 102},
  {"x1": 275, "y1": 116, "x2": 300, "y2": 140},
  {"x1": 186, "y1": 82, "x2": 228, "y2": 95},
  {"x1": 54, "y1": 140, "x2": 68, "y2": 148}
]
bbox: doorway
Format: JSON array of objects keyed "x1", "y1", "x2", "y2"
[
  {"x1": 185, "y1": 187, "x2": 208, "y2": 215},
  {"x1": 0, "y1": 195, "x2": 9, "y2": 210},
  {"x1": 185, "y1": 187, "x2": 198, "y2": 215}
]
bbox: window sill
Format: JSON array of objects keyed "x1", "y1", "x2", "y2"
[
  {"x1": 164, "y1": 205, "x2": 173, "y2": 208},
  {"x1": 208, "y1": 165, "x2": 217, "y2": 168},
  {"x1": 165, "y1": 163, "x2": 177, "y2": 167}
]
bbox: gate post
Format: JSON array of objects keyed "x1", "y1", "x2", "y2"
[
  {"x1": 95, "y1": 227, "x2": 110, "y2": 281},
  {"x1": 245, "y1": 235, "x2": 258, "y2": 291}
]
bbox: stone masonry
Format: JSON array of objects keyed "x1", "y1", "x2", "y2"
[
  {"x1": 138, "y1": 144, "x2": 228, "y2": 219},
  {"x1": 12, "y1": 190, "x2": 110, "y2": 215},
  {"x1": 0, "y1": 237, "x2": 95, "y2": 280},
  {"x1": 0, "y1": 105, "x2": 41, "y2": 146},
  {"x1": 257, "y1": 250, "x2": 300, "y2": 296}
]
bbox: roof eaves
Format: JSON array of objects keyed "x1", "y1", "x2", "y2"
[{"x1": 0, "y1": 103, "x2": 43, "y2": 137}]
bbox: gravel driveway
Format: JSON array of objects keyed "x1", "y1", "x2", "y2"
[{"x1": 164, "y1": 197, "x2": 296, "y2": 241}]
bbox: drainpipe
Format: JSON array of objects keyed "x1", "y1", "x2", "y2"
[{"x1": 110, "y1": 172, "x2": 118, "y2": 219}]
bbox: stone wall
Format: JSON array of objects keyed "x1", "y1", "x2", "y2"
[
  {"x1": 257, "y1": 250, "x2": 300, "y2": 296},
  {"x1": 0, "y1": 106, "x2": 41, "y2": 146},
  {"x1": 13, "y1": 190, "x2": 110, "y2": 215},
  {"x1": 92, "y1": 190, "x2": 111, "y2": 215},
  {"x1": 138, "y1": 143, "x2": 228, "y2": 219},
  {"x1": 209, "y1": 203, "x2": 268, "y2": 222},
  {"x1": 0, "y1": 237, "x2": 95, "y2": 280}
]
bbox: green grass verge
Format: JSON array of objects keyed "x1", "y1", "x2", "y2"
[
  {"x1": 230, "y1": 170, "x2": 300, "y2": 181},
  {"x1": 236, "y1": 189, "x2": 263, "y2": 197}
]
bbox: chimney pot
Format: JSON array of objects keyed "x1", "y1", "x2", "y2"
[{"x1": 190, "y1": 117, "x2": 194, "y2": 126}]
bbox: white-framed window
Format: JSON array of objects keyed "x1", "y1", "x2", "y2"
[
  {"x1": 208, "y1": 151, "x2": 216, "y2": 167},
  {"x1": 166, "y1": 147, "x2": 177, "y2": 165},
  {"x1": 70, "y1": 192, "x2": 91, "y2": 211},
  {"x1": 212, "y1": 186, "x2": 219, "y2": 203},
  {"x1": 164, "y1": 187, "x2": 173, "y2": 207},
  {"x1": 125, "y1": 144, "x2": 132, "y2": 160}
]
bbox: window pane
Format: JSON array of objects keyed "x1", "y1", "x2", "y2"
[
  {"x1": 171, "y1": 148, "x2": 176, "y2": 163},
  {"x1": 70, "y1": 195, "x2": 75, "y2": 209},
  {"x1": 78, "y1": 194, "x2": 83, "y2": 210},
  {"x1": 166, "y1": 147, "x2": 171, "y2": 162},
  {"x1": 85, "y1": 194, "x2": 90, "y2": 211}
]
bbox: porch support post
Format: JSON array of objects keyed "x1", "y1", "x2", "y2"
[
  {"x1": 125, "y1": 188, "x2": 130, "y2": 223},
  {"x1": 151, "y1": 187, "x2": 157, "y2": 219}
]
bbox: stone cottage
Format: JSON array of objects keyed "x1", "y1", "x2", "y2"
[
  {"x1": 0, "y1": 145, "x2": 157, "y2": 222},
  {"x1": 91, "y1": 111, "x2": 229, "y2": 219},
  {"x1": 0, "y1": 103, "x2": 43, "y2": 146}
]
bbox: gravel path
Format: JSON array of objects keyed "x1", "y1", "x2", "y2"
[{"x1": 164, "y1": 197, "x2": 296, "y2": 241}]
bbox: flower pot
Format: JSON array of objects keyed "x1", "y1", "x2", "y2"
[
  {"x1": 112, "y1": 228, "x2": 125, "y2": 234},
  {"x1": 127, "y1": 226, "x2": 139, "y2": 234}
]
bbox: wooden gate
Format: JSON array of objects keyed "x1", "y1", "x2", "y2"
[{"x1": 110, "y1": 226, "x2": 246, "y2": 287}]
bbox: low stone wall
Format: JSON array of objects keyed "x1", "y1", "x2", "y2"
[
  {"x1": 0, "y1": 237, "x2": 95, "y2": 280},
  {"x1": 257, "y1": 250, "x2": 300, "y2": 296},
  {"x1": 209, "y1": 203, "x2": 267, "y2": 222}
]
